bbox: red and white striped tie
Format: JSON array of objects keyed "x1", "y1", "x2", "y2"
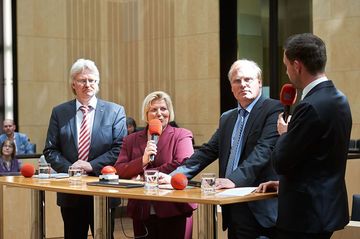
[{"x1": 78, "y1": 105, "x2": 91, "y2": 161}]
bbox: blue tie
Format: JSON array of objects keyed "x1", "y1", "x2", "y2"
[{"x1": 226, "y1": 109, "x2": 248, "y2": 177}]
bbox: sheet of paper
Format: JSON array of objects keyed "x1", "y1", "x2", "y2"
[
  {"x1": 34, "y1": 173, "x2": 69, "y2": 179},
  {"x1": 216, "y1": 187, "x2": 257, "y2": 197},
  {"x1": 158, "y1": 184, "x2": 195, "y2": 190},
  {"x1": 158, "y1": 184, "x2": 174, "y2": 189}
]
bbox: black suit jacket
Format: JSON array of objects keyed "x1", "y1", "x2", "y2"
[
  {"x1": 272, "y1": 80, "x2": 352, "y2": 233},
  {"x1": 174, "y1": 96, "x2": 282, "y2": 229},
  {"x1": 43, "y1": 98, "x2": 127, "y2": 207}
]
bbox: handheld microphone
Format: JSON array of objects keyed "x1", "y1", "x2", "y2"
[
  {"x1": 148, "y1": 119, "x2": 162, "y2": 162},
  {"x1": 280, "y1": 84, "x2": 297, "y2": 122}
]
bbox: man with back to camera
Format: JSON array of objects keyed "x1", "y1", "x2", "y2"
[
  {"x1": 161, "y1": 59, "x2": 282, "y2": 238},
  {"x1": 0, "y1": 119, "x2": 35, "y2": 155},
  {"x1": 257, "y1": 33, "x2": 352, "y2": 239},
  {"x1": 43, "y1": 58, "x2": 127, "y2": 239}
]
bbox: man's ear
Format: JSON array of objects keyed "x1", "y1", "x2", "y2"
[{"x1": 293, "y1": 60, "x2": 302, "y2": 74}]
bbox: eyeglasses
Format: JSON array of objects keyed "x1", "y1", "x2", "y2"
[
  {"x1": 3, "y1": 144, "x2": 14, "y2": 148},
  {"x1": 75, "y1": 79, "x2": 98, "y2": 85}
]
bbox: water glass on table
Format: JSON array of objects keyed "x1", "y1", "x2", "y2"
[
  {"x1": 144, "y1": 169, "x2": 159, "y2": 190},
  {"x1": 201, "y1": 173, "x2": 216, "y2": 194},
  {"x1": 38, "y1": 163, "x2": 51, "y2": 183},
  {"x1": 68, "y1": 166, "x2": 83, "y2": 186}
]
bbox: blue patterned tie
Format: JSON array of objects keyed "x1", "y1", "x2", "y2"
[{"x1": 226, "y1": 109, "x2": 248, "y2": 177}]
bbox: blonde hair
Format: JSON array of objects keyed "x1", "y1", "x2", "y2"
[{"x1": 141, "y1": 91, "x2": 175, "y2": 122}]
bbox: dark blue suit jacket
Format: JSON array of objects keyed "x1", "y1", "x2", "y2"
[
  {"x1": 173, "y1": 96, "x2": 282, "y2": 230},
  {"x1": 43, "y1": 98, "x2": 127, "y2": 207},
  {"x1": 272, "y1": 80, "x2": 352, "y2": 233}
]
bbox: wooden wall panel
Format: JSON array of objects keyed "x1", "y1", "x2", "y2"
[{"x1": 17, "y1": 0, "x2": 220, "y2": 153}]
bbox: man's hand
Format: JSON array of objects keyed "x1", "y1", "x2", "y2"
[
  {"x1": 158, "y1": 172, "x2": 171, "y2": 184},
  {"x1": 72, "y1": 160, "x2": 93, "y2": 173},
  {"x1": 255, "y1": 180, "x2": 279, "y2": 193},
  {"x1": 215, "y1": 178, "x2": 235, "y2": 190},
  {"x1": 277, "y1": 113, "x2": 291, "y2": 135}
]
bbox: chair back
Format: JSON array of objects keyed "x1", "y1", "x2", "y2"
[{"x1": 352, "y1": 194, "x2": 360, "y2": 221}]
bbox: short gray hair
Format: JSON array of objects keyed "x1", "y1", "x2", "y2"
[
  {"x1": 69, "y1": 58, "x2": 100, "y2": 95},
  {"x1": 228, "y1": 59, "x2": 262, "y2": 82}
]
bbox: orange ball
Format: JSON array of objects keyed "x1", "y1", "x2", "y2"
[
  {"x1": 171, "y1": 173, "x2": 188, "y2": 190},
  {"x1": 20, "y1": 163, "x2": 35, "y2": 178}
]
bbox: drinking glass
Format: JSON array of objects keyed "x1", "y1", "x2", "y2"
[
  {"x1": 144, "y1": 169, "x2": 159, "y2": 190},
  {"x1": 201, "y1": 173, "x2": 216, "y2": 194},
  {"x1": 68, "y1": 166, "x2": 83, "y2": 186}
]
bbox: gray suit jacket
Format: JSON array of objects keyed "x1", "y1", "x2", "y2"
[
  {"x1": 43, "y1": 98, "x2": 127, "y2": 207},
  {"x1": 173, "y1": 96, "x2": 282, "y2": 229}
]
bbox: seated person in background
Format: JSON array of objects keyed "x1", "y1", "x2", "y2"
[
  {"x1": 0, "y1": 119, "x2": 35, "y2": 155},
  {"x1": 126, "y1": 116, "x2": 137, "y2": 134},
  {"x1": 0, "y1": 139, "x2": 20, "y2": 173},
  {"x1": 169, "y1": 121, "x2": 179, "y2": 127},
  {"x1": 114, "y1": 91, "x2": 196, "y2": 239}
]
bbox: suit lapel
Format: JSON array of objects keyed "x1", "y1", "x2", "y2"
[
  {"x1": 156, "y1": 125, "x2": 173, "y2": 157},
  {"x1": 14, "y1": 133, "x2": 20, "y2": 144},
  {"x1": 91, "y1": 99, "x2": 105, "y2": 148},
  {"x1": 69, "y1": 100, "x2": 78, "y2": 147},
  {"x1": 241, "y1": 96, "x2": 265, "y2": 153},
  {"x1": 137, "y1": 130, "x2": 148, "y2": 155},
  {"x1": 222, "y1": 110, "x2": 238, "y2": 171}
]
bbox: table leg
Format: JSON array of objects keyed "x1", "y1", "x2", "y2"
[
  {"x1": 0, "y1": 186, "x2": 42, "y2": 239},
  {"x1": 36, "y1": 190, "x2": 45, "y2": 239},
  {"x1": 93, "y1": 196, "x2": 110, "y2": 239},
  {"x1": 196, "y1": 204, "x2": 218, "y2": 239}
]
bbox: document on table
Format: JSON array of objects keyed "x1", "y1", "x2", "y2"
[
  {"x1": 158, "y1": 184, "x2": 195, "y2": 190},
  {"x1": 33, "y1": 173, "x2": 69, "y2": 179},
  {"x1": 216, "y1": 187, "x2": 257, "y2": 197}
]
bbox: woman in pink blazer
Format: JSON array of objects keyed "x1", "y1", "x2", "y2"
[{"x1": 114, "y1": 91, "x2": 196, "y2": 239}]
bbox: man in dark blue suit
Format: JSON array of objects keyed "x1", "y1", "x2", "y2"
[
  {"x1": 257, "y1": 33, "x2": 352, "y2": 239},
  {"x1": 164, "y1": 59, "x2": 282, "y2": 238},
  {"x1": 43, "y1": 59, "x2": 127, "y2": 239}
]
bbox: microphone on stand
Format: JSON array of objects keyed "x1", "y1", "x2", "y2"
[
  {"x1": 148, "y1": 119, "x2": 162, "y2": 162},
  {"x1": 280, "y1": 83, "x2": 297, "y2": 122}
]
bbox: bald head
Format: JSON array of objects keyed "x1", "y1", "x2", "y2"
[{"x1": 3, "y1": 119, "x2": 16, "y2": 138}]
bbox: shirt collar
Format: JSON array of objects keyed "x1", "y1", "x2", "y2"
[
  {"x1": 301, "y1": 76, "x2": 328, "y2": 100},
  {"x1": 76, "y1": 96, "x2": 97, "y2": 111},
  {"x1": 237, "y1": 93, "x2": 261, "y2": 114}
]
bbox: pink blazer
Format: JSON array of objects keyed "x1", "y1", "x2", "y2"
[{"x1": 114, "y1": 125, "x2": 197, "y2": 220}]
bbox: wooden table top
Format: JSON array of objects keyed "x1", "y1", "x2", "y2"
[{"x1": 0, "y1": 176, "x2": 276, "y2": 205}]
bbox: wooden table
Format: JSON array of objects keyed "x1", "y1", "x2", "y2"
[{"x1": 0, "y1": 176, "x2": 276, "y2": 239}]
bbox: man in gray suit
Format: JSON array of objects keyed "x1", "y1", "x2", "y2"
[
  {"x1": 164, "y1": 59, "x2": 282, "y2": 238},
  {"x1": 43, "y1": 59, "x2": 127, "y2": 239}
]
